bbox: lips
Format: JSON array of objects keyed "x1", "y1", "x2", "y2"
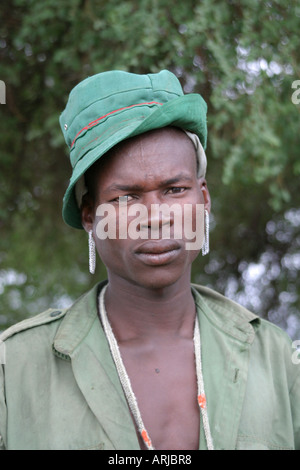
[
  {"x1": 135, "y1": 240, "x2": 181, "y2": 266},
  {"x1": 136, "y1": 239, "x2": 181, "y2": 254}
]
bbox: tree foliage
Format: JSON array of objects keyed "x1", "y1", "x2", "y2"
[{"x1": 0, "y1": 0, "x2": 299, "y2": 337}]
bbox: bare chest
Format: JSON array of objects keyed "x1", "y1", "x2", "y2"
[{"x1": 119, "y1": 339, "x2": 200, "y2": 450}]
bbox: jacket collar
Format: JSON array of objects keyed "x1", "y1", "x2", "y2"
[
  {"x1": 53, "y1": 281, "x2": 106, "y2": 357},
  {"x1": 53, "y1": 281, "x2": 260, "y2": 357},
  {"x1": 191, "y1": 283, "x2": 260, "y2": 345}
]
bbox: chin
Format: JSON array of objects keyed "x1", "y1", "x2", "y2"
[
  {"x1": 128, "y1": 266, "x2": 191, "y2": 291},
  {"x1": 105, "y1": 248, "x2": 197, "y2": 291}
]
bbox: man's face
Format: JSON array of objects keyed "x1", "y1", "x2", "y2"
[{"x1": 82, "y1": 127, "x2": 210, "y2": 290}]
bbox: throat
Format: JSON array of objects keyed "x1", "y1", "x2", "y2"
[{"x1": 103, "y1": 281, "x2": 197, "y2": 343}]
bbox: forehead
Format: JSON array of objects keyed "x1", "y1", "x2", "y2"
[{"x1": 93, "y1": 127, "x2": 197, "y2": 187}]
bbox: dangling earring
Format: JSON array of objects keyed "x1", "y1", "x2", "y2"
[
  {"x1": 202, "y1": 209, "x2": 210, "y2": 256},
  {"x1": 88, "y1": 230, "x2": 96, "y2": 274}
]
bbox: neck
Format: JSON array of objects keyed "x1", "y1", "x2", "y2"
[{"x1": 103, "y1": 272, "x2": 196, "y2": 343}]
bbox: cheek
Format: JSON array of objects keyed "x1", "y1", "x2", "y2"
[
  {"x1": 93, "y1": 204, "x2": 139, "y2": 241},
  {"x1": 94, "y1": 237, "x2": 129, "y2": 273},
  {"x1": 92, "y1": 212, "x2": 135, "y2": 271},
  {"x1": 177, "y1": 193, "x2": 205, "y2": 251}
]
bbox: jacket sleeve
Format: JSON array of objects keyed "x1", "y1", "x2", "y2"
[{"x1": 0, "y1": 363, "x2": 7, "y2": 450}]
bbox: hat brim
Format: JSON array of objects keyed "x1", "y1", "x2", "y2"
[{"x1": 62, "y1": 93, "x2": 207, "y2": 229}]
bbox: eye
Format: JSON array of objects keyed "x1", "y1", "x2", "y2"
[
  {"x1": 166, "y1": 187, "x2": 187, "y2": 194},
  {"x1": 112, "y1": 195, "x2": 135, "y2": 203}
]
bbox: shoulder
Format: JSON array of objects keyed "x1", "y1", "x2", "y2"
[
  {"x1": 191, "y1": 283, "x2": 299, "y2": 388},
  {"x1": 191, "y1": 283, "x2": 259, "y2": 339},
  {"x1": 0, "y1": 308, "x2": 66, "y2": 344},
  {"x1": 192, "y1": 283, "x2": 258, "y2": 321},
  {"x1": 0, "y1": 281, "x2": 103, "y2": 349},
  {"x1": 191, "y1": 283, "x2": 293, "y2": 346}
]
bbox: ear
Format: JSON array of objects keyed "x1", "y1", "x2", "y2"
[
  {"x1": 198, "y1": 178, "x2": 211, "y2": 213},
  {"x1": 81, "y1": 194, "x2": 95, "y2": 233}
]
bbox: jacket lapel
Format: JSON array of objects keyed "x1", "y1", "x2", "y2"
[
  {"x1": 53, "y1": 281, "x2": 139, "y2": 450},
  {"x1": 192, "y1": 285, "x2": 260, "y2": 450}
]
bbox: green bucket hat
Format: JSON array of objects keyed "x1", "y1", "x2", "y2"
[{"x1": 60, "y1": 70, "x2": 208, "y2": 229}]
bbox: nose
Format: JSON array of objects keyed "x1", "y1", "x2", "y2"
[
  {"x1": 138, "y1": 194, "x2": 175, "y2": 237},
  {"x1": 140, "y1": 204, "x2": 172, "y2": 230}
]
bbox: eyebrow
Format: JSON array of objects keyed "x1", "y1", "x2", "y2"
[{"x1": 103, "y1": 174, "x2": 194, "y2": 194}]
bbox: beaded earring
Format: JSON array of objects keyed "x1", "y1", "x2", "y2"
[
  {"x1": 202, "y1": 209, "x2": 209, "y2": 256},
  {"x1": 88, "y1": 230, "x2": 96, "y2": 274}
]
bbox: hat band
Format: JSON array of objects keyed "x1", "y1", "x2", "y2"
[{"x1": 71, "y1": 101, "x2": 163, "y2": 149}]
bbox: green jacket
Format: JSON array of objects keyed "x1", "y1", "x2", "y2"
[{"x1": 0, "y1": 281, "x2": 299, "y2": 450}]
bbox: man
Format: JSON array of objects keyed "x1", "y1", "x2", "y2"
[{"x1": 0, "y1": 70, "x2": 299, "y2": 450}]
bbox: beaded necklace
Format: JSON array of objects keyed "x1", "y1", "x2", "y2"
[{"x1": 99, "y1": 284, "x2": 214, "y2": 450}]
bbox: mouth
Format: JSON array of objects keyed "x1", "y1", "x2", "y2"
[{"x1": 135, "y1": 240, "x2": 182, "y2": 266}]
